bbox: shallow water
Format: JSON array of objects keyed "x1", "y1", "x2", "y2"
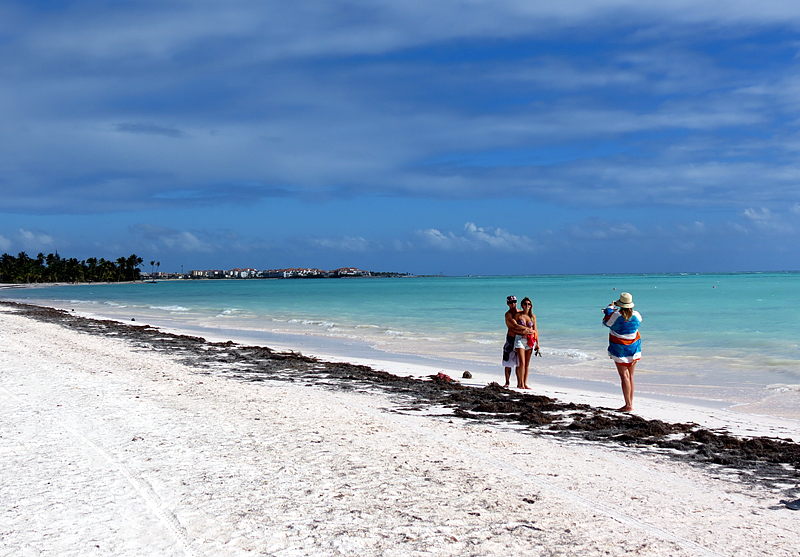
[{"x1": 4, "y1": 273, "x2": 800, "y2": 418}]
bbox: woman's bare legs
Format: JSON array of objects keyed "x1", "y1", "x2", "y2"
[
  {"x1": 615, "y1": 361, "x2": 636, "y2": 411},
  {"x1": 515, "y1": 347, "x2": 527, "y2": 388},
  {"x1": 522, "y1": 348, "x2": 533, "y2": 389}
]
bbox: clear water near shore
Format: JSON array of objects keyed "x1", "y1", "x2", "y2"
[{"x1": 3, "y1": 273, "x2": 800, "y2": 419}]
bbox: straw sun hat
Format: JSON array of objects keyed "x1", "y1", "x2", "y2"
[{"x1": 616, "y1": 292, "x2": 634, "y2": 308}]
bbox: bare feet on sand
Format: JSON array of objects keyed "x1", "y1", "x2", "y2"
[{"x1": 617, "y1": 406, "x2": 633, "y2": 412}]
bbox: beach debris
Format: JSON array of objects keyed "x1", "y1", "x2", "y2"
[
  {"x1": 780, "y1": 498, "x2": 800, "y2": 510},
  {"x1": 462, "y1": 371, "x2": 472, "y2": 379},
  {"x1": 131, "y1": 318, "x2": 135, "y2": 321},
  {"x1": 430, "y1": 372, "x2": 454, "y2": 382}
]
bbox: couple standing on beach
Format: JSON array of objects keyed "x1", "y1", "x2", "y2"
[
  {"x1": 502, "y1": 295, "x2": 540, "y2": 389},
  {"x1": 501, "y1": 291, "x2": 643, "y2": 413}
]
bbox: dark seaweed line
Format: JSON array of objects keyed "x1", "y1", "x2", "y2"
[{"x1": 3, "y1": 301, "x2": 798, "y2": 496}]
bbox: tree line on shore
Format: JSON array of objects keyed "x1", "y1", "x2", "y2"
[{"x1": 0, "y1": 252, "x2": 143, "y2": 283}]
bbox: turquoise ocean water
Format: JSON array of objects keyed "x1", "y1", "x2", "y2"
[{"x1": 3, "y1": 273, "x2": 800, "y2": 418}]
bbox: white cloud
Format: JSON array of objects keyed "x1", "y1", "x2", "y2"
[
  {"x1": 729, "y1": 222, "x2": 750, "y2": 234},
  {"x1": 743, "y1": 207, "x2": 793, "y2": 233},
  {"x1": 129, "y1": 224, "x2": 217, "y2": 253},
  {"x1": 391, "y1": 239, "x2": 414, "y2": 251},
  {"x1": 690, "y1": 221, "x2": 705, "y2": 233},
  {"x1": 417, "y1": 228, "x2": 471, "y2": 251},
  {"x1": 743, "y1": 207, "x2": 773, "y2": 221},
  {"x1": 17, "y1": 228, "x2": 53, "y2": 250},
  {"x1": 11, "y1": 2, "x2": 800, "y2": 67},
  {"x1": 416, "y1": 222, "x2": 537, "y2": 252},
  {"x1": 303, "y1": 236, "x2": 377, "y2": 252},
  {"x1": 653, "y1": 219, "x2": 750, "y2": 241},
  {"x1": 567, "y1": 220, "x2": 641, "y2": 240},
  {"x1": 161, "y1": 231, "x2": 215, "y2": 253},
  {"x1": 0, "y1": 235, "x2": 11, "y2": 251}
]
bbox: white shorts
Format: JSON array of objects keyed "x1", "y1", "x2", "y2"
[
  {"x1": 514, "y1": 335, "x2": 531, "y2": 350},
  {"x1": 502, "y1": 351, "x2": 518, "y2": 368}
]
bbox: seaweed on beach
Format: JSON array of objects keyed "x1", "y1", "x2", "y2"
[{"x1": 4, "y1": 300, "x2": 799, "y2": 495}]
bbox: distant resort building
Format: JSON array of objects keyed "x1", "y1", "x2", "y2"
[
  {"x1": 187, "y1": 266, "x2": 372, "y2": 279},
  {"x1": 225, "y1": 268, "x2": 258, "y2": 278},
  {"x1": 190, "y1": 269, "x2": 224, "y2": 278}
]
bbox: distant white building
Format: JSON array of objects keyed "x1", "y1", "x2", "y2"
[{"x1": 190, "y1": 266, "x2": 370, "y2": 279}]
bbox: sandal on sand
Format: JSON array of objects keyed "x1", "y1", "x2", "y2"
[{"x1": 780, "y1": 499, "x2": 800, "y2": 510}]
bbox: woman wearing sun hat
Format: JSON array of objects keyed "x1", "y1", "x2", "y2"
[{"x1": 602, "y1": 292, "x2": 641, "y2": 412}]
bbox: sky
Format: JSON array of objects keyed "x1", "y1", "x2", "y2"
[{"x1": 2, "y1": 0, "x2": 800, "y2": 275}]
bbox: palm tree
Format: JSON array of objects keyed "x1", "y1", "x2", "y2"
[
  {"x1": 126, "y1": 254, "x2": 143, "y2": 280},
  {"x1": 17, "y1": 252, "x2": 35, "y2": 283},
  {"x1": 116, "y1": 257, "x2": 127, "y2": 282},
  {"x1": 0, "y1": 253, "x2": 14, "y2": 282},
  {"x1": 65, "y1": 258, "x2": 82, "y2": 283},
  {"x1": 86, "y1": 258, "x2": 98, "y2": 282},
  {"x1": 98, "y1": 258, "x2": 115, "y2": 282}
]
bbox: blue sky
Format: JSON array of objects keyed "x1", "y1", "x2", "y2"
[{"x1": 2, "y1": 1, "x2": 800, "y2": 275}]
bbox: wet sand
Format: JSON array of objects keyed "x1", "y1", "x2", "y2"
[{"x1": 1, "y1": 301, "x2": 799, "y2": 556}]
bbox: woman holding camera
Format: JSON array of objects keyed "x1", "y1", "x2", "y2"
[{"x1": 602, "y1": 292, "x2": 641, "y2": 412}]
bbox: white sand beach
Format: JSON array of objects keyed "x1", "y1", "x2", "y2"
[{"x1": 1, "y1": 305, "x2": 799, "y2": 556}]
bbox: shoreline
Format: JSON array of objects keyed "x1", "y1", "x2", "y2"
[
  {"x1": 3, "y1": 279, "x2": 800, "y2": 423},
  {"x1": 141, "y1": 323, "x2": 800, "y2": 440},
  {"x1": 4, "y1": 299, "x2": 800, "y2": 444},
  {"x1": 1, "y1": 301, "x2": 800, "y2": 555},
  {"x1": 25, "y1": 299, "x2": 800, "y2": 434}
]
